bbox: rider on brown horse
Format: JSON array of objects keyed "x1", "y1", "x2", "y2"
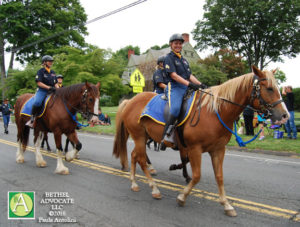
[
  {"x1": 161, "y1": 34, "x2": 206, "y2": 149},
  {"x1": 26, "y1": 55, "x2": 59, "y2": 128}
]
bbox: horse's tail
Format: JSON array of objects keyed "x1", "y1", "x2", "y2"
[
  {"x1": 113, "y1": 99, "x2": 130, "y2": 170},
  {"x1": 15, "y1": 94, "x2": 32, "y2": 151}
]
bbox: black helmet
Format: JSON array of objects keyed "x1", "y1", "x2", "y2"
[
  {"x1": 157, "y1": 56, "x2": 165, "y2": 64},
  {"x1": 169, "y1": 33, "x2": 184, "y2": 43},
  {"x1": 41, "y1": 55, "x2": 54, "y2": 63},
  {"x1": 56, "y1": 74, "x2": 63, "y2": 79}
]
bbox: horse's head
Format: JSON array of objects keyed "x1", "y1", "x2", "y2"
[
  {"x1": 81, "y1": 82, "x2": 100, "y2": 124},
  {"x1": 250, "y1": 65, "x2": 289, "y2": 125}
]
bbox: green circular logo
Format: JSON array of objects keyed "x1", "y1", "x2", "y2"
[{"x1": 10, "y1": 193, "x2": 33, "y2": 217}]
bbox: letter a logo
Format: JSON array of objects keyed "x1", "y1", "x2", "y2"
[{"x1": 8, "y1": 192, "x2": 35, "y2": 219}]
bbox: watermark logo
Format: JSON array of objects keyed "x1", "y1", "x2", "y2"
[{"x1": 8, "y1": 191, "x2": 35, "y2": 219}]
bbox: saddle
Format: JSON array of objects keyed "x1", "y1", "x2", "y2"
[
  {"x1": 21, "y1": 95, "x2": 52, "y2": 118},
  {"x1": 140, "y1": 89, "x2": 198, "y2": 147}
]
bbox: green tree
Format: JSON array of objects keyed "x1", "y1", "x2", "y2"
[
  {"x1": 0, "y1": 0, "x2": 87, "y2": 99},
  {"x1": 274, "y1": 69, "x2": 286, "y2": 85},
  {"x1": 191, "y1": 63, "x2": 227, "y2": 86},
  {"x1": 114, "y1": 45, "x2": 140, "y2": 62},
  {"x1": 192, "y1": 0, "x2": 300, "y2": 71}
]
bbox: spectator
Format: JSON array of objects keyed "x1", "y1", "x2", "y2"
[
  {"x1": 103, "y1": 114, "x2": 111, "y2": 125},
  {"x1": 0, "y1": 98, "x2": 13, "y2": 134},
  {"x1": 282, "y1": 86, "x2": 297, "y2": 139},
  {"x1": 243, "y1": 105, "x2": 254, "y2": 136},
  {"x1": 98, "y1": 108, "x2": 105, "y2": 124},
  {"x1": 257, "y1": 114, "x2": 266, "y2": 140}
]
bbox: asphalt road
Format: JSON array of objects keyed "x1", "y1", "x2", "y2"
[{"x1": 0, "y1": 123, "x2": 299, "y2": 227}]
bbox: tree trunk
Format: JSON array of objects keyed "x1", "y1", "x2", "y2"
[
  {"x1": 8, "y1": 50, "x2": 15, "y2": 70},
  {"x1": 0, "y1": 27, "x2": 6, "y2": 100}
]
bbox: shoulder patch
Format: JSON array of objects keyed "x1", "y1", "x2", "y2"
[
  {"x1": 35, "y1": 75, "x2": 38, "y2": 79},
  {"x1": 165, "y1": 64, "x2": 170, "y2": 69}
]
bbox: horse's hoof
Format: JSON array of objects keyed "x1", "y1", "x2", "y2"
[
  {"x1": 149, "y1": 169, "x2": 157, "y2": 176},
  {"x1": 152, "y1": 193, "x2": 162, "y2": 200},
  {"x1": 176, "y1": 194, "x2": 185, "y2": 207},
  {"x1": 55, "y1": 168, "x2": 69, "y2": 175},
  {"x1": 36, "y1": 161, "x2": 47, "y2": 168},
  {"x1": 225, "y1": 209, "x2": 237, "y2": 217},
  {"x1": 121, "y1": 166, "x2": 129, "y2": 172},
  {"x1": 16, "y1": 158, "x2": 24, "y2": 164},
  {"x1": 131, "y1": 186, "x2": 140, "y2": 192},
  {"x1": 169, "y1": 164, "x2": 177, "y2": 171}
]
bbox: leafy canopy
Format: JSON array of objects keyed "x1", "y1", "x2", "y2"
[{"x1": 192, "y1": 0, "x2": 300, "y2": 70}]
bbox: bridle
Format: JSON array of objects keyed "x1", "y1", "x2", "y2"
[
  {"x1": 62, "y1": 88, "x2": 98, "y2": 126},
  {"x1": 249, "y1": 75, "x2": 283, "y2": 118},
  {"x1": 192, "y1": 74, "x2": 284, "y2": 123}
]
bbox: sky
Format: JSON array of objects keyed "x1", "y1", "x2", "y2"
[
  {"x1": 4, "y1": 0, "x2": 299, "y2": 88},
  {"x1": 79, "y1": 0, "x2": 300, "y2": 88}
]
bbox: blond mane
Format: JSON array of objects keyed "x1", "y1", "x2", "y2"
[{"x1": 201, "y1": 71, "x2": 277, "y2": 112}]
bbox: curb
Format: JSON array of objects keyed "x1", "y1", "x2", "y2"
[{"x1": 226, "y1": 146, "x2": 300, "y2": 158}]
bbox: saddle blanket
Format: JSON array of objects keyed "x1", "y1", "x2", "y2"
[
  {"x1": 140, "y1": 92, "x2": 197, "y2": 126},
  {"x1": 21, "y1": 95, "x2": 52, "y2": 118}
]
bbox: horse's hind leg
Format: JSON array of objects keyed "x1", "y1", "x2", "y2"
[
  {"x1": 16, "y1": 140, "x2": 25, "y2": 163},
  {"x1": 177, "y1": 146, "x2": 202, "y2": 206},
  {"x1": 131, "y1": 138, "x2": 161, "y2": 199},
  {"x1": 53, "y1": 133, "x2": 69, "y2": 175},
  {"x1": 146, "y1": 154, "x2": 157, "y2": 176},
  {"x1": 210, "y1": 148, "x2": 237, "y2": 217},
  {"x1": 34, "y1": 130, "x2": 47, "y2": 167}
]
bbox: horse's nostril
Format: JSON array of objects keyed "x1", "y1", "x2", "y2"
[{"x1": 282, "y1": 114, "x2": 287, "y2": 119}]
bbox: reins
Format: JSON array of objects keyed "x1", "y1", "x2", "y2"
[{"x1": 189, "y1": 74, "x2": 283, "y2": 147}]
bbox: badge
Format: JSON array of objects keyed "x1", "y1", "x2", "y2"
[{"x1": 165, "y1": 64, "x2": 170, "y2": 69}]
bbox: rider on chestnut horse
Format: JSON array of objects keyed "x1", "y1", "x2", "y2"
[
  {"x1": 26, "y1": 55, "x2": 59, "y2": 128},
  {"x1": 161, "y1": 33, "x2": 206, "y2": 149}
]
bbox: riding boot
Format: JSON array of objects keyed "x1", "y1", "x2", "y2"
[
  {"x1": 160, "y1": 114, "x2": 177, "y2": 151},
  {"x1": 26, "y1": 105, "x2": 39, "y2": 128}
]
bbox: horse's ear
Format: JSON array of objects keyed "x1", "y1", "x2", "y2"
[
  {"x1": 96, "y1": 82, "x2": 101, "y2": 89},
  {"x1": 272, "y1": 69, "x2": 277, "y2": 74},
  {"x1": 85, "y1": 81, "x2": 90, "y2": 88},
  {"x1": 252, "y1": 65, "x2": 263, "y2": 78}
]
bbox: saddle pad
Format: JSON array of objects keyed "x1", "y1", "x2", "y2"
[
  {"x1": 140, "y1": 92, "x2": 197, "y2": 126},
  {"x1": 21, "y1": 95, "x2": 52, "y2": 118}
]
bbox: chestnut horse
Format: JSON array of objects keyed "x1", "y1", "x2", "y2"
[
  {"x1": 113, "y1": 66, "x2": 289, "y2": 216},
  {"x1": 14, "y1": 82, "x2": 100, "y2": 174}
]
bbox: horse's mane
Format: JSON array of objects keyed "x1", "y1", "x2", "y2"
[
  {"x1": 55, "y1": 83, "x2": 99, "y2": 99},
  {"x1": 201, "y1": 71, "x2": 277, "y2": 112}
]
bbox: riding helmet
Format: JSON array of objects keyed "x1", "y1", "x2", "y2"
[
  {"x1": 169, "y1": 33, "x2": 184, "y2": 43},
  {"x1": 56, "y1": 74, "x2": 64, "y2": 79},
  {"x1": 41, "y1": 55, "x2": 54, "y2": 63},
  {"x1": 157, "y1": 56, "x2": 165, "y2": 64}
]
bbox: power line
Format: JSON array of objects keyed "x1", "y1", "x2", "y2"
[{"x1": 1, "y1": 0, "x2": 147, "y2": 57}]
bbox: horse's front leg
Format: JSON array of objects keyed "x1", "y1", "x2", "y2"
[
  {"x1": 53, "y1": 132, "x2": 69, "y2": 175},
  {"x1": 65, "y1": 130, "x2": 81, "y2": 161},
  {"x1": 210, "y1": 148, "x2": 237, "y2": 217},
  {"x1": 34, "y1": 130, "x2": 47, "y2": 167},
  {"x1": 177, "y1": 146, "x2": 202, "y2": 206}
]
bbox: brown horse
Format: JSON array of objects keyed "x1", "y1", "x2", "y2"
[
  {"x1": 113, "y1": 66, "x2": 289, "y2": 216},
  {"x1": 14, "y1": 82, "x2": 100, "y2": 174}
]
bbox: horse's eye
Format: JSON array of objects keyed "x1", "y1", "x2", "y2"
[
  {"x1": 267, "y1": 87, "x2": 273, "y2": 92},
  {"x1": 89, "y1": 98, "x2": 93, "y2": 103}
]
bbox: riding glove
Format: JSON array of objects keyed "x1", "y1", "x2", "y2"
[
  {"x1": 49, "y1": 87, "x2": 56, "y2": 93},
  {"x1": 188, "y1": 83, "x2": 202, "y2": 91}
]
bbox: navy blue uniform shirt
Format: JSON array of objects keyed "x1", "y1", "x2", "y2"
[
  {"x1": 35, "y1": 68, "x2": 57, "y2": 88},
  {"x1": 164, "y1": 52, "x2": 191, "y2": 82},
  {"x1": 153, "y1": 68, "x2": 168, "y2": 94},
  {"x1": 0, "y1": 103, "x2": 12, "y2": 115}
]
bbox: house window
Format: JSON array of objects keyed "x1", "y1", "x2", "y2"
[
  {"x1": 184, "y1": 51, "x2": 187, "y2": 55},
  {"x1": 191, "y1": 52, "x2": 194, "y2": 57}
]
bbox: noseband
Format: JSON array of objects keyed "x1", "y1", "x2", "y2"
[{"x1": 249, "y1": 75, "x2": 283, "y2": 118}]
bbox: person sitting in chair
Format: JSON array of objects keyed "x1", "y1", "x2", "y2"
[
  {"x1": 26, "y1": 55, "x2": 59, "y2": 128},
  {"x1": 160, "y1": 33, "x2": 206, "y2": 150}
]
